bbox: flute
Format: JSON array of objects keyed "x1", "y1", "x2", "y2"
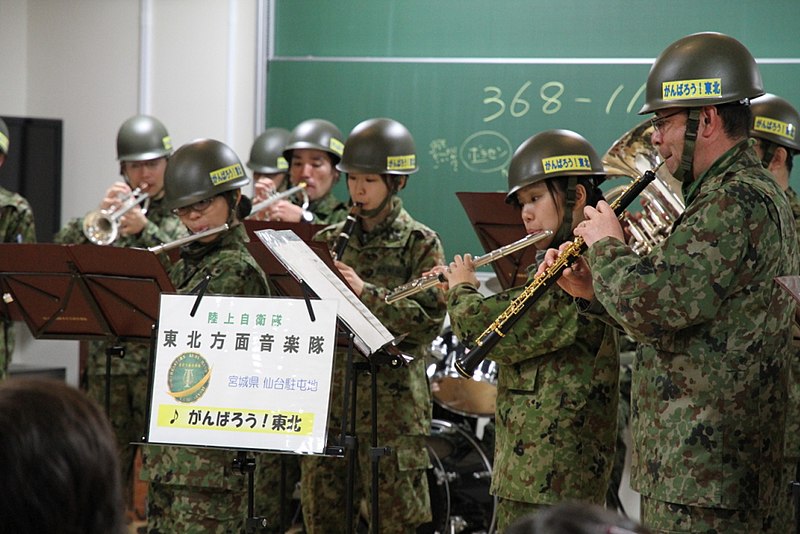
[
  {"x1": 147, "y1": 224, "x2": 230, "y2": 254},
  {"x1": 384, "y1": 229, "x2": 553, "y2": 304}
]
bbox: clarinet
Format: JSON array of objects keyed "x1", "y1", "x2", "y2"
[
  {"x1": 454, "y1": 168, "x2": 658, "y2": 379},
  {"x1": 331, "y1": 203, "x2": 362, "y2": 261}
]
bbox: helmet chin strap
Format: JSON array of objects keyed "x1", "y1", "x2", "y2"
[
  {"x1": 552, "y1": 177, "x2": 577, "y2": 245},
  {"x1": 672, "y1": 108, "x2": 701, "y2": 183}
]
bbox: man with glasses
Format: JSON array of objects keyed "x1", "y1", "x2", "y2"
[
  {"x1": 54, "y1": 114, "x2": 185, "y2": 522},
  {"x1": 542, "y1": 33, "x2": 799, "y2": 533}
]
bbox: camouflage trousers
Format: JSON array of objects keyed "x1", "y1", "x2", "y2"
[
  {"x1": 773, "y1": 461, "x2": 800, "y2": 533},
  {"x1": 495, "y1": 498, "x2": 546, "y2": 533},
  {"x1": 300, "y1": 435, "x2": 431, "y2": 533},
  {"x1": 87, "y1": 371, "x2": 149, "y2": 500},
  {"x1": 640, "y1": 495, "x2": 787, "y2": 533},
  {"x1": 146, "y1": 482, "x2": 246, "y2": 534},
  {"x1": 0, "y1": 320, "x2": 14, "y2": 379}
]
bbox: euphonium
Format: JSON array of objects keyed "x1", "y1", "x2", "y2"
[
  {"x1": 246, "y1": 182, "x2": 310, "y2": 220},
  {"x1": 602, "y1": 119, "x2": 684, "y2": 255},
  {"x1": 82, "y1": 186, "x2": 150, "y2": 246},
  {"x1": 384, "y1": 229, "x2": 553, "y2": 304},
  {"x1": 331, "y1": 203, "x2": 362, "y2": 261},
  {"x1": 147, "y1": 224, "x2": 230, "y2": 254},
  {"x1": 454, "y1": 166, "x2": 659, "y2": 379}
]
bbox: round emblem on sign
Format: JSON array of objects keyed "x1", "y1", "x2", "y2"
[{"x1": 167, "y1": 352, "x2": 211, "y2": 403}]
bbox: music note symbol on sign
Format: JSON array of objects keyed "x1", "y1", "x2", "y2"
[{"x1": 169, "y1": 410, "x2": 179, "y2": 424}]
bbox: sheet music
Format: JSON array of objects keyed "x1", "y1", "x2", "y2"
[{"x1": 255, "y1": 229, "x2": 395, "y2": 356}]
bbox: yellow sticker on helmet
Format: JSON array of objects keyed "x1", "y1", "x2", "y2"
[
  {"x1": 387, "y1": 154, "x2": 416, "y2": 171},
  {"x1": 662, "y1": 79, "x2": 722, "y2": 101},
  {"x1": 0, "y1": 132, "x2": 7, "y2": 153},
  {"x1": 209, "y1": 163, "x2": 245, "y2": 185},
  {"x1": 329, "y1": 138, "x2": 344, "y2": 156},
  {"x1": 542, "y1": 155, "x2": 592, "y2": 174},
  {"x1": 753, "y1": 116, "x2": 797, "y2": 141},
  {"x1": 277, "y1": 156, "x2": 289, "y2": 170},
  {"x1": 162, "y1": 136, "x2": 173, "y2": 151}
]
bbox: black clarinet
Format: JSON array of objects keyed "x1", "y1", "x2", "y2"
[
  {"x1": 454, "y1": 168, "x2": 658, "y2": 379},
  {"x1": 331, "y1": 203, "x2": 362, "y2": 261}
]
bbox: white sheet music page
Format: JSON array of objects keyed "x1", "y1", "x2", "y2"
[{"x1": 255, "y1": 229, "x2": 395, "y2": 356}]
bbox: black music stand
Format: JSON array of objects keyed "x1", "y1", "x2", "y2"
[
  {"x1": 0, "y1": 243, "x2": 174, "y2": 413},
  {"x1": 456, "y1": 191, "x2": 535, "y2": 290},
  {"x1": 251, "y1": 228, "x2": 406, "y2": 534}
]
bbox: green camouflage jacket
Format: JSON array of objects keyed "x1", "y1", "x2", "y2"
[
  {"x1": 585, "y1": 140, "x2": 800, "y2": 509},
  {"x1": 447, "y1": 266, "x2": 619, "y2": 504},
  {"x1": 314, "y1": 197, "x2": 446, "y2": 439},
  {"x1": 307, "y1": 190, "x2": 348, "y2": 225},
  {"x1": 54, "y1": 197, "x2": 186, "y2": 376},
  {"x1": 140, "y1": 223, "x2": 269, "y2": 489},
  {"x1": 0, "y1": 186, "x2": 36, "y2": 377},
  {"x1": 784, "y1": 185, "x2": 800, "y2": 460}
]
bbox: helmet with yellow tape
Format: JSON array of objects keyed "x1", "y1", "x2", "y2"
[
  {"x1": 337, "y1": 118, "x2": 418, "y2": 177},
  {"x1": 163, "y1": 138, "x2": 250, "y2": 211},
  {"x1": 506, "y1": 129, "x2": 605, "y2": 203},
  {"x1": 749, "y1": 93, "x2": 800, "y2": 153},
  {"x1": 0, "y1": 117, "x2": 9, "y2": 155},
  {"x1": 116, "y1": 115, "x2": 173, "y2": 162},
  {"x1": 639, "y1": 32, "x2": 764, "y2": 114},
  {"x1": 283, "y1": 119, "x2": 344, "y2": 165},
  {"x1": 247, "y1": 127, "x2": 291, "y2": 174}
]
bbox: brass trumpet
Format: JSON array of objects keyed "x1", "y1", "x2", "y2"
[
  {"x1": 246, "y1": 183, "x2": 310, "y2": 220},
  {"x1": 147, "y1": 224, "x2": 229, "y2": 254},
  {"x1": 384, "y1": 229, "x2": 553, "y2": 304},
  {"x1": 82, "y1": 187, "x2": 150, "y2": 246}
]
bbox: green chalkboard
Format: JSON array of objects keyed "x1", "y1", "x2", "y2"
[{"x1": 266, "y1": 0, "x2": 800, "y2": 261}]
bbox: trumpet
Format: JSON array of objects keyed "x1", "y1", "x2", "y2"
[
  {"x1": 454, "y1": 167, "x2": 659, "y2": 380},
  {"x1": 82, "y1": 187, "x2": 150, "y2": 246},
  {"x1": 147, "y1": 224, "x2": 229, "y2": 254},
  {"x1": 246, "y1": 183, "x2": 309, "y2": 220},
  {"x1": 385, "y1": 229, "x2": 553, "y2": 304}
]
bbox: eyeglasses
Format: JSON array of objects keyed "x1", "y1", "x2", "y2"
[
  {"x1": 172, "y1": 195, "x2": 219, "y2": 216},
  {"x1": 650, "y1": 109, "x2": 685, "y2": 133}
]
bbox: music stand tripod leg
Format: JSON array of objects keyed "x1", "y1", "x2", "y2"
[
  {"x1": 233, "y1": 451, "x2": 270, "y2": 533},
  {"x1": 103, "y1": 343, "x2": 125, "y2": 415}
]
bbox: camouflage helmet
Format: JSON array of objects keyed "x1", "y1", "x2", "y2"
[
  {"x1": 337, "y1": 118, "x2": 418, "y2": 176},
  {"x1": 116, "y1": 115, "x2": 173, "y2": 162},
  {"x1": 749, "y1": 93, "x2": 800, "y2": 152},
  {"x1": 282, "y1": 119, "x2": 344, "y2": 165},
  {"x1": 247, "y1": 127, "x2": 291, "y2": 173},
  {"x1": 163, "y1": 139, "x2": 250, "y2": 211},
  {"x1": 506, "y1": 129, "x2": 605, "y2": 203},
  {"x1": 0, "y1": 117, "x2": 9, "y2": 155},
  {"x1": 639, "y1": 32, "x2": 764, "y2": 114}
]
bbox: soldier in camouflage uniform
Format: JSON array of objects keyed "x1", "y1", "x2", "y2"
[
  {"x1": 0, "y1": 117, "x2": 37, "y2": 379},
  {"x1": 301, "y1": 118, "x2": 447, "y2": 533},
  {"x1": 53, "y1": 115, "x2": 184, "y2": 502},
  {"x1": 247, "y1": 127, "x2": 292, "y2": 222},
  {"x1": 439, "y1": 130, "x2": 619, "y2": 532},
  {"x1": 749, "y1": 92, "x2": 800, "y2": 530},
  {"x1": 139, "y1": 138, "x2": 270, "y2": 533},
  {"x1": 261, "y1": 119, "x2": 348, "y2": 225},
  {"x1": 547, "y1": 33, "x2": 800, "y2": 533}
]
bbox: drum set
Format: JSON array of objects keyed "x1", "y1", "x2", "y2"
[{"x1": 417, "y1": 328, "x2": 498, "y2": 534}]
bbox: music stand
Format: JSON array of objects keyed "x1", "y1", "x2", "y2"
[
  {"x1": 456, "y1": 191, "x2": 534, "y2": 290},
  {"x1": 253, "y1": 228, "x2": 406, "y2": 534},
  {"x1": 0, "y1": 243, "x2": 174, "y2": 413}
]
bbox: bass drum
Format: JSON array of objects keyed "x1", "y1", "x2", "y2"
[
  {"x1": 428, "y1": 328, "x2": 497, "y2": 418},
  {"x1": 417, "y1": 419, "x2": 497, "y2": 534}
]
